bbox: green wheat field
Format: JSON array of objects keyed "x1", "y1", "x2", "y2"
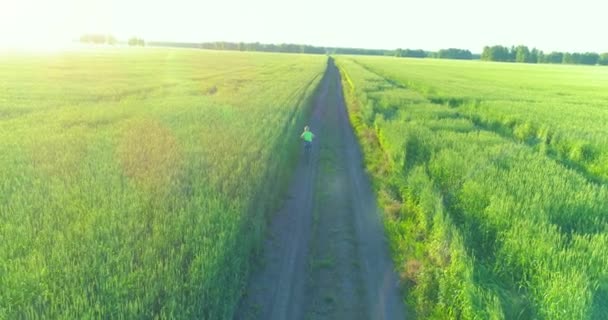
[
  {"x1": 337, "y1": 56, "x2": 608, "y2": 319},
  {"x1": 1, "y1": 48, "x2": 607, "y2": 319},
  {"x1": 0, "y1": 48, "x2": 326, "y2": 318}
]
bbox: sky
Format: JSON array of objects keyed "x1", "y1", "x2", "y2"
[{"x1": 1, "y1": 0, "x2": 607, "y2": 53}]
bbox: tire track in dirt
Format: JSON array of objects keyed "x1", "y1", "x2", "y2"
[
  {"x1": 235, "y1": 59, "x2": 405, "y2": 320},
  {"x1": 234, "y1": 68, "x2": 327, "y2": 320}
]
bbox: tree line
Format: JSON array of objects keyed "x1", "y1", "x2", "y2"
[
  {"x1": 79, "y1": 34, "x2": 145, "y2": 46},
  {"x1": 148, "y1": 41, "x2": 477, "y2": 61},
  {"x1": 482, "y1": 45, "x2": 608, "y2": 65},
  {"x1": 128, "y1": 37, "x2": 145, "y2": 46},
  {"x1": 146, "y1": 41, "x2": 391, "y2": 55},
  {"x1": 79, "y1": 34, "x2": 117, "y2": 45},
  {"x1": 78, "y1": 35, "x2": 473, "y2": 61},
  {"x1": 78, "y1": 35, "x2": 608, "y2": 65}
]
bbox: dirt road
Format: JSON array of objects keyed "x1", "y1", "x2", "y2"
[{"x1": 236, "y1": 60, "x2": 406, "y2": 320}]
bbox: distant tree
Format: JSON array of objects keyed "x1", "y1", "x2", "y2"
[
  {"x1": 332, "y1": 47, "x2": 387, "y2": 56},
  {"x1": 580, "y1": 52, "x2": 599, "y2": 65},
  {"x1": 515, "y1": 45, "x2": 530, "y2": 63},
  {"x1": 481, "y1": 45, "x2": 511, "y2": 62},
  {"x1": 128, "y1": 37, "x2": 145, "y2": 46},
  {"x1": 481, "y1": 46, "x2": 491, "y2": 60},
  {"x1": 426, "y1": 51, "x2": 439, "y2": 59},
  {"x1": 560, "y1": 52, "x2": 598, "y2": 65},
  {"x1": 481, "y1": 45, "x2": 603, "y2": 66},
  {"x1": 562, "y1": 52, "x2": 578, "y2": 64},
  {"x1": 437, "y1": 48, "x2": 473, "y2": 60},
  {"x1": 304, "y1": 45, "x2": 325, "y2": 54},
  {"x1": 403, "y1": 49, "x2": 428, "y2": 58},
  {"x1": 243, "y1": 42, "x2": 254, "y2": 51},
  {"x1": 529, "y1": 48, "x2": 540, "y2": 63},
  {"x1": 497, "y1": 45, "x2": 511, "y2": 61},
  {"x1": 510, "y1": 46, "x2": 517, "y2": 61},
  {"x1": 197, "y1": 41, "x2": 327, "y2": 55},
  {"x1": 80, "y1": 33, "x2": 117, "y2": 45},
  {"x1": 92, "y1": 34, "x2": 104, "y2": 44},
  {"x1": 278, "y1": 43, "x2": 301, "y2": 53},
  {"x1": 545, "y1": 52, "x2": 564, "y2": 64},
  {"x1": 148, "y1": 41, "x2": 199, "y2": 48},
  {"x1": 80, "y1": 34, "x2": 101, "y2": 44},
  {"x1": 536, "y1": 50, "x2": 545, "y2": 63},
  {"x1": 395, "y1": 48, "x2": 428, "y2": 58},
  {"x1": 106, "y1": 35, "x2": 117, "y2": 45},
  {"x1": 502, "y1": 46, "x2": 512, "y2": 61},
  {"x1": 599, "y1": 53, "x2": 608, "y2": 66}
]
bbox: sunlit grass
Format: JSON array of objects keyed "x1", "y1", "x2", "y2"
[
  {"x1": 0, "y1": 48, "x2": 326, "y2": 318},
  {"x1": 336, "y1": 56, "x2": 608, "y2": 319}
]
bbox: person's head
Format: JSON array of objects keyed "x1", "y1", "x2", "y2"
[{"x1": 304, "y1": 126, "x2": 309, "y2": 132}]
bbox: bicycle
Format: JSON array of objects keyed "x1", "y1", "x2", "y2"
[
  {"x1": 304, "y1": 141, "x2": 312, "y2": 165},
  {"x1": 300, "y1": 125, "x2": 315, "y2": 165}
]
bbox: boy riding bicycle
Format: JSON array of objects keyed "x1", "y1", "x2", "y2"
[{"x1": 301, "y1": 125, "x2": 315, "y2": 151}]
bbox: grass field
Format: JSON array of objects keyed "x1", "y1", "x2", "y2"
[
  {"x1": 0, "y1": 48, "x2": 326, "y2": 318},
  {"x1": 336, "y1": 56, "x2": 608, "y2": 319}
]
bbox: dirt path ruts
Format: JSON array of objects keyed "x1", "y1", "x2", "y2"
[{"x1": 235, "y1": 60, "x2": 405, "y2": 320}]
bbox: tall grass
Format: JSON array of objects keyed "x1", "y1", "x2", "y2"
[
  {"x1": 0, "y1": 48, "x2": 327, "y2": 318},
  {"x1": 335, "y1": 56, "x2": 608, "y2": 319}
]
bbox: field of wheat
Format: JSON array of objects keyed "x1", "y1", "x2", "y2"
[
  {"x1": 0, "y1": 48, "x2": 326, "y2": 318},
  {"x1": 336, "y1": 56, "x2": 608, "y2": 319}
]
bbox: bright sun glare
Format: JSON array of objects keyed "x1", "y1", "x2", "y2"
[
  {"x1": 1, "y1": 0, "x2": 86, "y2": 51},
  {"x1": 0, "y1": 0, "x2": 65, "y2": 49}
]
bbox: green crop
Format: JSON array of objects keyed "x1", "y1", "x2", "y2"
[
  {"x1": 0, "y1": 48, "x2": 326, "y2": 318},
  {"x1": 336, "y1": 56, "x2": 608, "y2": 319}
]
